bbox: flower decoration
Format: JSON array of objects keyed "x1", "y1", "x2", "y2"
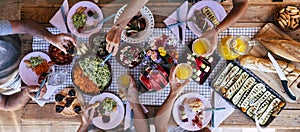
[{"x1": 142, "y1": 34, "x2": 178, "y2": 69}]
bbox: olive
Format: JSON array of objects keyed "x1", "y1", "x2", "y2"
[
  {"x1": 65, "y1": 97, "x2": 74, "y2": 107},
  {"x1": 73, "y1": 105, "x2": 81, "y2": 114},
  {"x1": 55, "y1": 94, "x2": 65, "y2": 102},
  {"x1": 68, "y1": 89, "x2": 76, "y2": 96},
  {"x1": 87, "y1": 10, "x2": 94, "y2": 17},
  {"x1": 55, "y1": 105, "x2": 64, "y2": 113},
  {"x1": 102, "y1": 115, "x2": 110, "y2": 123}
]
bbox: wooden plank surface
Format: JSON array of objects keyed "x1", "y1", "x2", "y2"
[{"x1": 20, "y1": 103, "x2": 300, "y2": 129}]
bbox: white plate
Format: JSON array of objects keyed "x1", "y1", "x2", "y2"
[
  {"x1": 114, "y1": 5, "x2": 154, "y2": 43},
  {"x1": 172, "y1": 93, "x2": 212, "y2": 131},
  {"x1": 19, "y1": 52, "x2": 52, "y2": 86},
  {"x1": 89, "y1": 92, "x2": 125, "y2": 130},
  {"x1": 67, "y1": 1, "x2": 103, "y2": 38},
  {"x1": 187, "y1": 1, "x2": 226, "y2": 37}
]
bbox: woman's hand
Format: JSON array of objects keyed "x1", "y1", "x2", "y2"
[
  {"x1": 200, "y1": 28, "x2": 219, "y2": 57},
  {"x1": 106, "y1": 25, "x2": 123, "y2": 56},
  {"x1": 126, "y1": 76, "x2": 139, "y2": 103},
  {"x1": 46, "y1": 33, "x2": 77, "y2": 54},
  {"x1": 168, "y1": 66, "x2": 190, "y2": 97},
  {"x1": 80, "y1": 103, "x2": 99, "y2": 127},
  {"x1": 23, "y1": 85, "x2": 47, "y2": 99}
]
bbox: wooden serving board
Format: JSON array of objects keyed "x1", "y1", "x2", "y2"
[{"x1": 245, "y1": 23, "x2": 300, "y2": 103}]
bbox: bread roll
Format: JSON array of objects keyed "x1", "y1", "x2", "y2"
[{"x1": 239, "y1": 55, "x2": 300, "y2": 82}]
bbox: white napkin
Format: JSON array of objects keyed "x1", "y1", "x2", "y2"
[
  {"x1": 209, "y1": 91, "x2": 235, "y2": 131},
  {"x1": 49, "y1": 0, "x2": 69, "y2": 33},
  {"x1": 163, "y1": 1, "x2": 188, "y2": 45},
  {"x1": 34, "y1": 84, "x2": 59, "y2": 107}
]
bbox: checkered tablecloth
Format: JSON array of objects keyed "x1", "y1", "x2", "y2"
[{"x1": 32, "y1": 27, "x2": 260, "y2": 105}]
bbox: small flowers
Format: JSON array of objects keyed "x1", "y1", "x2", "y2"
[{"x1": 158, "y1": 47, "x2": 167, "y2": 57}]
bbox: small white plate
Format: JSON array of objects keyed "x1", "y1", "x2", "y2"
[
  {"x1": 67, "y1": 1, "x2": 103, "y2": 38},
  {"x1": 89, "y1": 92, "x2": 125, "y2": 130},
  {"x1": 172, "y1": 93, "x2": 212, "y2": 131},
  {"x1": 19, "y1": 51, "x2": 52, "y2": 86},
  {"x1": 187, "y1": 1, "x2": 226, "y2": 37},
  {"x1": 114, "y1": 5, "x2": 154, "y2": 43}
]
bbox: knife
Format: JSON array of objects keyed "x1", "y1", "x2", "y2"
[
  {"x1": 211, "y1": 90, "x2": 215, "y2": 128},
  {"x1": 267, "y1": 52, "x2": 296, "y2": 101},
  {"x1": 176, "y1": 8, "x2": 183, "y2": 41},
  {"x1": 124, "y1": 101, "x2": 131, "y2": 130}
]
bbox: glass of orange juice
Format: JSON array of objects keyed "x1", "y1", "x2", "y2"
[
  {"x1": 117, "y1": 74, "x2": 131, "y2": 89},
  {"x1": 175, "y1": 63, "x2": 193, "y2": 82},
  {"x1": 218, "y1": 35, "x2": 254, "y2": 60},
  {"x1": 192, "y1": 38, "x2": 209, "y2": 56}
]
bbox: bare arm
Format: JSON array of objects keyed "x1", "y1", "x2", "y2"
[
  {"x1": 0, "y1": 85, "x2": 46, "y2": 111},
  {"x1": 216, "y1": 0, "x2": 248, "y2": 32},
  {"x1": 154, "y1": 67, "x2": 189, "y2": 132},
  {"x1": 106, "y1": 0, "x2": 148, "y2": 56},
  {"x1": 8, "y1": 20, "x2": 76, "y2": 54},
  {"x1": 127, "y1": 76, "x2": 149, "y2": 132}
]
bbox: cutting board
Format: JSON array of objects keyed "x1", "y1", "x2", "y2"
[{"x1": 245, "y1": 23, "x2": 300, "y2": 103}]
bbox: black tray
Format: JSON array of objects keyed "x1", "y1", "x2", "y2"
[{"x1": 210, "y1": 60, "x2": 286, "y2": 127}]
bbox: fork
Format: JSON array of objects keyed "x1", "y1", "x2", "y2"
[{"x1": 249, "y1": 98, "x2": 262, "y2": 132}]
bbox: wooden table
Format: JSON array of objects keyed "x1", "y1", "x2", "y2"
[{"x1": 20, "y1": 1, "x2": 300, "y2": 129}]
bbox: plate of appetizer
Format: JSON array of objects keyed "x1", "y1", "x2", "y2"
[
  {"x1": 187, "y1": 1, "x2": 226, "y2": 36},
  {"x1": 116, "y1": 43, "x2": 144, "y2": 69},
  {"x1": 19, "y1": 51, "x2": 54, "y2": 85},
  {"x1": 89, "y1": 92, "x2": 125, "y2": 130},
  {"x1": 72, "y1": 55, "x2": 112, "y2": 95},
  {"x1": 48, "y1": 40, "x2": 75, "y2": 65},
  {"x1": 54, "y1": 87, "x2": 84, "y2": 117},
  {"x1": 172, "y1": 93, "x2": 212, "y2": 131},
  {"x1": 67, "y1": 1, "x2": 103, "y2": 38},
  {"x1": 114, "y1": 4, "x2": 154, "y2": 43}
]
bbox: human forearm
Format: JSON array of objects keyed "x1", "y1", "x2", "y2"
[
  {"x1": 0, "y1": 90, "x2": 30, "y2": 111},
  {"x1": 154, "y1": 92, "x2": 178, "y2": 132},
  {"x1": 130, "y1": 102, "x2": 149, "y2": 132},
  {"x1": 113, "y1": 0, "x2": 148, "y2": 29},
  {"x1": 9, "y1": 20, "x2": 53, "y2": 41},
  {"x1": 217, "y1": 0, "x2": 248, "y2": 32}
]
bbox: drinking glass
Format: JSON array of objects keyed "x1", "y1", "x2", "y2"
[
  {"x1": 175, "y1": 63, "x2": 193, "y2": 83},
  {"x1": 117, "y1": 74, "x2": 132, "y2": 89},
  {"x1": 192, "y1": 38, "x2": 209, "y2": 56},
  {"x1": 47, "y1": 70, "x2": 67, "y2": 86}
]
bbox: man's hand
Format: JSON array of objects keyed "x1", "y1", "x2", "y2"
[
  {"x1": 169, "y1": 66, "x2": 190, "y2": 96},
  {"x1": 23, "y1": 85, "x2": 47, "y2": 99},
  {"x1": 200, "y1": 29, "x2": 219, "y2": 57},
  {"x1": 46, "y1": 33, "x2": 77, "y2": 54},
  {"x1": 106, "y1": 25, "x2": 123, "y2": 56},
  {"x1": 80, "y1": 103, "x2": 100, "y2": 126}
]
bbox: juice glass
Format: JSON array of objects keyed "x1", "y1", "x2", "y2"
[
  {"x1": 117, "y1": 74, "x2": 131, "y2": 89},
  {"x1": 175, "y1": 63, "x2": 193, "y2": 82},
  {"x1": 218, "y1": 35, "x2": 254, "y2": 60},
  {"x1": 192, "y1": 38, "x2": 209, "y2": 56}
]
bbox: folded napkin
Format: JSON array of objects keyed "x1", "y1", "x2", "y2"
[
  {"x1": 163, "y1": 1, "x2": 188, "y2": 45},
  {"x1": 209, "y1": 91, "x2": 235, "y2": 131},
  {"x1": 50, "y1": 0, "x2": 69, "y2": 33},
  {"x1": 34, "y1": 84, "x2": 59, "y2": 107}
]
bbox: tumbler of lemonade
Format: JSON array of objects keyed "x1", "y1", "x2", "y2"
[
  {"x1": 117, "y1": 74, "x2": 131, "y2": 89},
  {"x1": 218, "y1": 35, "x2": 252, "y2": 60},
  {"x1": 192, "y1": 38, "x2": 209, "y2": 56},
  {"x1": 175, "y1": 63, "x2": 193, "y2": 82}
]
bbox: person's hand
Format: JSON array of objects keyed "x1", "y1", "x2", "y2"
[
  {"x1": 106, "y1": 25, "x2": 123, "y2": 56},
  {"x1": 200, "y1": 28, "x2": 219, "y2": 57},
  {"x1": 46, "y1": 33, "x2": 77, "y2": 54},
  {"x1": 168, "y1": 66, "x2": 190, "y2": 96},
  {"x1": 80, "y1": 103, "x2": 100, "y2": 127},
  {"x1": 23, "y1": 85, "x2": 47, "y2": 99},
  {"x1": 126, "y1": 76, "x2": 139, "y2": 103}
]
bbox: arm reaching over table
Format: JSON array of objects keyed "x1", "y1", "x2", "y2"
[
  {"x1": 7, "y1": 20, "x2": 76, "y2": 54},
  {"x1": 77, "y1": 103, "x2": 104, "y2": 132},
  {"x1": 154, "y1": 67, "x2": 190, "y2": 132},
  {"x1": 0, "y1": 85, "x2": 46, "y2": 111},
  {"x1": 126, "y1": 76, "x2": 150, "y2": 132},
  {"x1": 106, "y1": 0, "x2": 148, "y2": 56},
  {"x1": 201, "y1": 0, "x2": 248, "y2": 57}
]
